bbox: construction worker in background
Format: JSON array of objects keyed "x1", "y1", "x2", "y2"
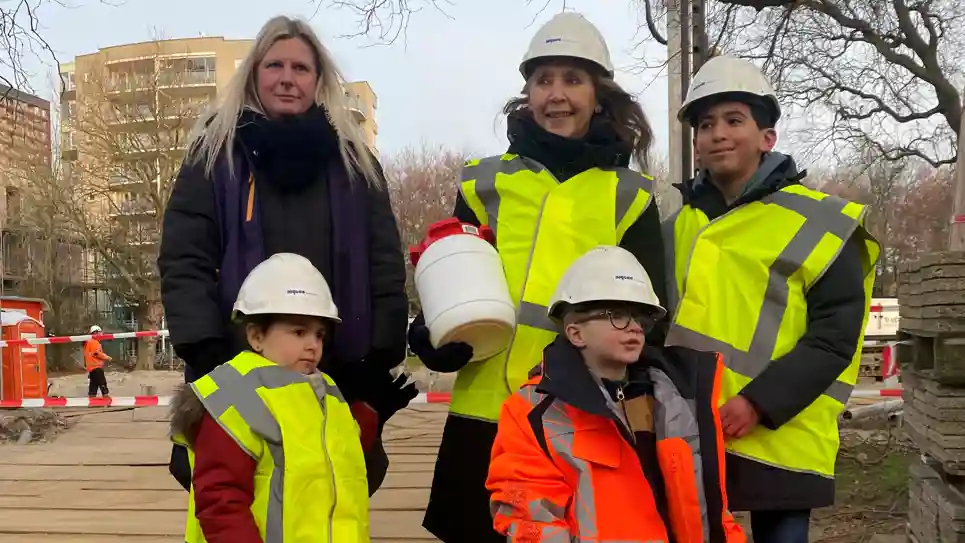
[
  {"x1": 84, "y1": 325, "x2": 112, "y2": 398},
  {"x1": 406, "y1": 12, "x2": 668, "y2": 542},
  {"x1": 170, "y1": 253, "x2": 388, "y2": 543},
  {"x1": 665, "y1": 55, "x2": 880, "y2": 543},
  {"x1": 487, "y1": 246, "x2": 745, "y2": 542}
]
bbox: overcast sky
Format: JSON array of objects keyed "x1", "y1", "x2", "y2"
[{"x1": 20, "y1": 0, "x2": 672, "y2": 160}]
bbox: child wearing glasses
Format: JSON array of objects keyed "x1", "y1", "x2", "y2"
[{"x1": 486, "y1": 246, "x2": 745, "y2": 542}]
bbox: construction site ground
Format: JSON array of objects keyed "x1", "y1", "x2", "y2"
[
  {"x1": 0, "y1": 403, "x2": 446, "y2": 542},
  {"x1": 3, "y1": 372, "x2": 906, "y2": 542}
]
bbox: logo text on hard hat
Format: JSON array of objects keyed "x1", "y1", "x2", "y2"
[
  {"x1": 545, "y1": 38, "x2": 562, "y2": 43},
  {"x1": 286, "y1": 289, "x2": 308, "y2": 296}
]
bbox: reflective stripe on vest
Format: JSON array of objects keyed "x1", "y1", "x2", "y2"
[
  {"x1": 454, "y1": 153, "x2": 654, "y2": 422},
  {"x1": 180, "y1": 353, "x2": 370, "y2": 543},
  {"x1": 664, "y1": 185, "x2": 880, "y2": 478}
]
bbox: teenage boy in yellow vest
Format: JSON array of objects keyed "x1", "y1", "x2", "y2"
[{"x1": 664, "y1": 55, "x2": 879, "y2": 543}]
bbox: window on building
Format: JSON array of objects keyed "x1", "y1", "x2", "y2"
[
  {"x1": 136, "y1": 103, "x2": 153, "y2": 118},
  {"x1": 5, "y1": 187, "x2": 21, "y2": 222},
  {"x1": 186, "y1": 57, "x2": 216, "y2": 73}
]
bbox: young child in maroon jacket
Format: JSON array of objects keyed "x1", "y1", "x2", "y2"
[{"x1": 170, "y1": 253, "x2": 392, "y2": 542}]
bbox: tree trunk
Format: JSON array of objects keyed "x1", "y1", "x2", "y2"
[{"x1": 134, "y1": 297, "x2": 163, "y2": 371}]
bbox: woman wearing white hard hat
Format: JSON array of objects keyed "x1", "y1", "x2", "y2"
[
  {"x1": 170, "y1": 253, "x2": 388, "y2": 543},
  {"x1": 408, "y1": 12, "x2": 669, "y2": 542}
]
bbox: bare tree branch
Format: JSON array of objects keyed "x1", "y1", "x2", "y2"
[
  {"x1": 713, "y1": 0, "x2": 963, "y2": 167},
  {"x1": 49, "y1": 40, "x2": 207, "y2": 368},
  {"x1": 0, "y1": 1, "x2": 124, "y2": 98},
  {"x1": 643, "y1": 0, "x2": 668, "y2": 45},
  {"x1": 321, "y1": 0, "x2": 454, "y2": 45}
]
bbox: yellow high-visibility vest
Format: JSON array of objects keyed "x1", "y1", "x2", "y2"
[
  {"x1": 453, "y1": 153, "x2": 654, "y2": 422},
  {"x1": 664, "y1": 184, "x2": 880, "y2": 478},
  {"x1": 174, "y1": 352, "x2": 370, "y2": 543}
]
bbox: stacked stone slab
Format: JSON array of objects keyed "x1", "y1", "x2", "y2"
[{"x1": 898, "y1": 251, "x2": 965, "y2": 542}]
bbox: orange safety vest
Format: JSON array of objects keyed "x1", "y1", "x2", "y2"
[
  {"x1": 487, "y1": 340, "x2": 746, "y2": 543},
  {"x1": 84, "y1": 340, "x2": 107, "y2": 372}
]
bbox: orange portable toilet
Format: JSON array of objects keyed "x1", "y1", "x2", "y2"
[
  {"x1": 0, "y1": 297, "x2": 46, "y2": 327},
  {"x1": 0, "y1": 308, "x2": 48, "y2": 401}
]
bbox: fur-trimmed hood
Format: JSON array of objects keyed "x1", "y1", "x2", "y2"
[{"x1": 169, "y1": 384, "x2": 206, "y2": 446}]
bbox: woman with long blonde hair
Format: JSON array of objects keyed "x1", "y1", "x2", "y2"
[{"x1": 158, "y1": 16, "x2": 416, "y2": 531}]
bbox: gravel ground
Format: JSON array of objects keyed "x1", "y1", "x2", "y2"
[{"x1": 48, "y1": 370, "x2": 186, "y2": 398}]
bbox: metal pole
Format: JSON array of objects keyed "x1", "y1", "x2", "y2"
[
  {"x1": 679, "y1": 0, "x2": 693, "y2": 180},
  {"x1": 949, "y1": 94, "x2": 965, "y2": 250},
  {"x1": 667, "y1": 0, "x2": 684, "y2": 189},
  {"x1": 692, "y1": 0, "x2": 710, "y2": 72}
]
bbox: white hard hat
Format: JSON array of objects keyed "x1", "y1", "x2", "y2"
[
  {"x1": 89, "y1": 325, "x2": 102, "y2": 334},
  {"x1": 520, "y1": 12, "x2": 614, "y2": 79},
  {"x1": 678, "y1": 55, "x2": 781, "y2": 125},
  {"x1": 548, "y1": 246, "x2": 666, "y2": 321},
  {"x1": 232, "y1": 253, "x2": 340, "y2": 322}
]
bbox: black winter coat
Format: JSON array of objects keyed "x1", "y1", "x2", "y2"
[{"x1": 158, "y1": 108, "x2": 408, "y2": 378}]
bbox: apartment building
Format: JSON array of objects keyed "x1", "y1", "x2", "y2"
[
  {"x1": 344, "y1": 80, "x2": 379, "y2": 151},
  {"x1": 0, "y1": 85, "x2": 54, "y2": 290}
]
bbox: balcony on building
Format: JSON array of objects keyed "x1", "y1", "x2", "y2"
[
  {"x1": 108, "y1": 173, "x2": 142, "y2": 190},
  {"x1": 114, "y1": 130, "x2": 189, "y2": 158},
  {"x1": 126, "y1": 227, "x2": 161, "y2": 247},
  {"x1": 105, "y1": 56, "x2": 217, "y2": 100},
  {"x1": 346, "y1": 92, "x2": 366, "y2": 121},
  {"x1": 108, "y1": 98, "x2": 207, "y2": 128},
  {"x1": 110, "y1": 198, "x2": 156, "y2": 219}
]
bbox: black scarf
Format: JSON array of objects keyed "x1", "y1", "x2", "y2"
[
  {"x1": 235, "y1": 105, "x2": 340, "y2": 191},
  {"x1": 506, "y1": 110, "x2": 632, "y2": 181}
]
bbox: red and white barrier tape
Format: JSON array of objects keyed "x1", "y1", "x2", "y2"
[
  {"x1": 851, "y1": 388, "x2": 903, "y2": 399},
  {"x1": 4, "y1": 388, "x2": 902, "y2": 408},
  {"x1": 0, "y1": 391, "x2": 453, "y2": 409},
  {"x1": 0, "y1": 330, "x2": 169, "y2": 348}
]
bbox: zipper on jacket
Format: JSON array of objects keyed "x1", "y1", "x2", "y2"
[
  {"x1": 321, "y1": 399, "x2": 336, "y2": 543},
  {"x1": 615, "y1": 386, "x2": 636, "y2": 444}
]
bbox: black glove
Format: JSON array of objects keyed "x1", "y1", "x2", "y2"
[
  {"x1": 175, "y1": 338, "x2": 229, "y2": 379},
  {"x1": 365, "y1": 372, "x2": 419, "y2": 428},
  {"x1": 326, "y1": 361, "x2": 418, "y2": 425},
  {"x1": 365, "y1": 347, "x2": 406, "y2": 374},
  {"x1": 408, "y1": 323, "x2": 474, "y2": 373},
  {"x1": 325, "y1": 359, "x2": 369, "y2": 404}
]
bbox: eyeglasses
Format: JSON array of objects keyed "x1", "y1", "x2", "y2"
[{"x1": 575, "y1": 308, "x2": 654, "y2": 331}]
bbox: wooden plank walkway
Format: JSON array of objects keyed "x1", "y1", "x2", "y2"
[{"x1": 0, "y1": 404, "x2": 447, "y2": 542}]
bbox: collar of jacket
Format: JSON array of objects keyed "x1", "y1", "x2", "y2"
[
  {"x1": 535, "y1": 337, "x2": 692, "y2": 420},
  {"x1": 675, "y1": 151, "x2": 808, "y2": 210},
  {"x1": 506, "y1": 110, "x2": 632, "y2": 181}
]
